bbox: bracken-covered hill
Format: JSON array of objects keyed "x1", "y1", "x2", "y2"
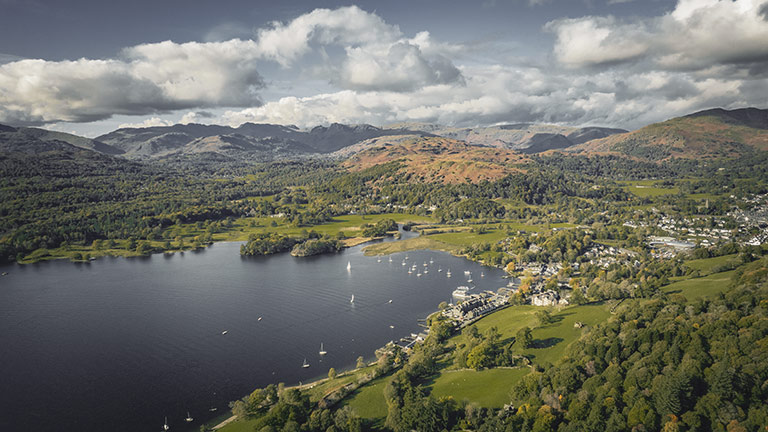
[
  {"x1": 340, "y1": 135, "x2": 527, "y2": 183},
  {"x1": 572, "y1": 107, "x2": 768, "y2": 161}
]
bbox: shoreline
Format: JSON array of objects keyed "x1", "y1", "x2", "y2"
[
  {"x1": 7, "y1": 215, "x2": 431, "y2": 266},
  {"x1": 6, "y1": 235, "x2": 388, "y2": 266}
]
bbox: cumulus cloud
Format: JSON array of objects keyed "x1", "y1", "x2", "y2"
[
  {"x1": 254, "y1": 6, "x2": 400, "y2": 66},
  {"x1": 548, "y1": 0, "x2": 768, "y2": 72},
  {"x1": 180, "y1": 111, "x2": 215, "y2": 124},
  {"x1": 118, "y1": 117, "x2": 174, "y2": 129},
  {"x1": 338, "y1": 41, "x2": 463, "y2": 92},
  {"x1": 0, "y1": 40, "x2": 265, "y2": 125},
  {"x1": 0, "y1": 6, "x2": 464, "y2": 126},
  {"x1": 546, "y1": 16, "x2": 650, "y2": 68},
  {"x1": 255, "y1": 7, "x2": 464, "y2": 92}
]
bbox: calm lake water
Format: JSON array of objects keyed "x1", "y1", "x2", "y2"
[{"x1": 0, "y1": 231, "x2": 507, "y2": 432}]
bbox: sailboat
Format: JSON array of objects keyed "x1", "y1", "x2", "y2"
[
  {"x1": 347, "y1": 261, "x2": 351, "y2": 271},
  {"x1": 350, "y1": 294, "x2": 355, "y2": 303},
  {"x1": 377, "y1": 257, "x2": 381, "y2": 262},
  {"x1": 388, "y1": 256, "x2": 392, "y2": 263},
  {"x1": 319, "y1": 343, "x2": 327, "y2": 355},
  {"x1": 185, "y1": 412, "x2": 193, "y2": 422},
  {"x1": 163, "y1": 416, "x2": 169, "y2": 431},
  {"x1": 302, "y1": 358, "x2": 310, "y2": 368},
  {"x1": 446, "y1": 269, "x2": 452, "y2": 278}
]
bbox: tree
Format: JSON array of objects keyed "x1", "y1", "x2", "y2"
[
  {"x1": 229, "y1": 398, "x2": 248, "y2": 417},
  {"x1": 535, "y1": 310, "x2": 553, "y2": 326},
  {"x1": 136, "y1": 240, "x2": 152, "y2": 255},
  {"x1": 516, "y1": 327, "x2": 533, "y2": 348},
  {"x1": 328, "y1": 368, "x2": 337, "y2": 380},
  {"x1": 356, "y1": 356, "x2": 366, "y2": 369}
]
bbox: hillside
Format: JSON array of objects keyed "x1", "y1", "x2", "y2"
[
  {"x1": 573, "y1": 107, "x2": 768, "y2": 161},
  {"x1": 340, "y1": 135, "x2": 527, "y2": 183},
  {"x1": 0, "y1": 124, "x2": 124, "y2": 155}
]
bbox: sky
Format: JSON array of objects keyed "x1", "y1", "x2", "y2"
[{"x1": 1, "y1": 0, "x2": 767, "y2": 137}]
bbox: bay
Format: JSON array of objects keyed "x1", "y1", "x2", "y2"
[{"x1": 0, "y1": 231, "x2": 507, "y2": 431}]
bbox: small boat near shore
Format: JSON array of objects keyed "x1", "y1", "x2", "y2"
[{"x1": 302, "y1": 358, "x2": 310, "y2": 368}]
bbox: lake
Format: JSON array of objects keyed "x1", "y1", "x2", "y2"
[{"x1": 0, "y1": 232, "x2": 507, "y2": 431}]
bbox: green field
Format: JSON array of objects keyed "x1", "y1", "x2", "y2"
[
  {"x1": 684, "y1": 254, "x2": 740, "y2": 274},
  {"x1": 216, "y1": 417, "x2": 260, "y2": 432},
  {"x1": 429, "y1": 229, "x2": 511, "y2": 246},
  {"x1": 363, "y1": 236, "x2": 460, "y2": 255},
  {"x1": 522, "y1": 303, "x2": 612, "y2": 364},
  {"x1": 424, "y1": 222, "x2": 574, "y2": 248},
  {"x1": 344, "y1": 375, "x2": 392, "y2": 421},
  {"x1": 662, "y1": 269, "x2": 736, "y2": 300},
  {"x1": 429, "y1": 368, "x2": 529, "y2": 408},
  {"x1": 450, "y1": 302, "x2": 612, "y2": 367},
  {"x1": 624, "y1": 182, "x2": 680, "y2": 198}
]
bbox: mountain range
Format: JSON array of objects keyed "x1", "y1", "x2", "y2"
[{"x1": 2, "y1": 107, "x2": 767, "y2": 165}]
